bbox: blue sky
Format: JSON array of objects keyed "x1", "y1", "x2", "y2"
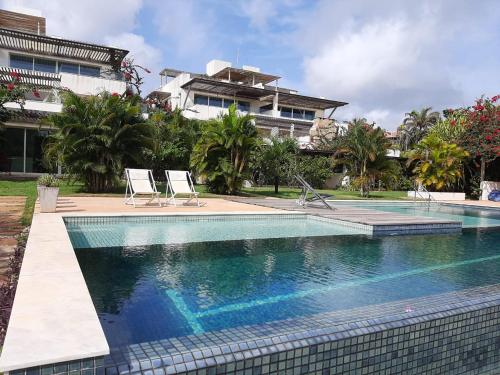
[{"x1": 2, "y1": 0, "x2": 499, "y2": 129}]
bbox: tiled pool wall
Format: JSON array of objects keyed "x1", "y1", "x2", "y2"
[
  {"x1": 10, "y1": 297, "x2": 500, "y2": 375},
  {"x1": 8, "y1": 356, "x2": 105, "y2": 375},
  {"x1": 63, "y1": 214, "x2": 306, "y2": 226}
]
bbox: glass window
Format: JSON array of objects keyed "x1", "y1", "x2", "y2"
[
  {"x1": 194, "y1": 95, "x2": 209, "y2": 105},
  {"x1": 209, "y1": 97, "x2": 223, "y2": 108},
  {"x1": 259, "y1": 104, "x2": 273, "y2": 113},
  {"x1": 34, "y1": 58, "x2": 57, "y2": 73},
  {"x1": 223, "y1": 98, "x2": 235, "y2": 108},
  {"x1": 0, "y1": 128, "x2": 25, "y2": 172},
  {"x1": 10, "y1": 54, "x2": 33, "y2": 70},
  {"x1": 59, "y1": 62, "x2": 79, "y2": 74},
  {"x1": 280, "y1": 107, "x2": 292, "y2": 118},
  {"x1": 25, "y1": 129, "x2": 52, "y2": 173},
  {"x1": 293, "y1": 108, "x2": 304, "y2": 119},
  {"x1": 237, "y1": 101, "x2": 250, "y2": 112},
  {"x1": 304, "y1": 110, "x2": 315, "y2": 120},
  {"x1": 80, "y1": 65, "x2": 100, "y2": 77}
]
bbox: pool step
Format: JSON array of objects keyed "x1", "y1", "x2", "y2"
[{"x1": 229, "y1": 198, "x2": 463, "y2": 235}]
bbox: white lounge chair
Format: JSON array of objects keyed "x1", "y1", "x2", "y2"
[
  {"x1": 124, "y1": 168, "x2": 161, "y2": 207},
  {"x1": 295, "y1": 175, "x2": 334, "y2": 210},
  {"x1": 165, "y1": 170, "x2": 200, "y2": 206}
]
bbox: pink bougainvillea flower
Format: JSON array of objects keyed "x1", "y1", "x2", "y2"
[
  {"x1": 485, "y1": 135, "x2": 492, "y2": 141},
  {"x1": 111, "y1": 92, "x2": 119, "y2": 97},
  {"x1": 32, "y1": 89, "x2": 40, "y2": 98},
  {"x1": 7, "y1": 83, "x2": 14, "y2": 91}
]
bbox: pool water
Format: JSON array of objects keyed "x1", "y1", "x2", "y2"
[
  {"x1": 66, "y1": 215, "x2": 365, "y2": 249},
  {"x1": 71, "y1": 221, "x2": 500, "y2": 348},
  {"x1": 333, "y1": 202, "x2": 500, "y2": 228}
]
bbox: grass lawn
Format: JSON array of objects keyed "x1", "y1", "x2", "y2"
[{"x1": 0, "y1": 178, "x2": 409, "y2": 226}]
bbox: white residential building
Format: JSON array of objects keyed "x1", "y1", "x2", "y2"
[
  {"x1": 153, "y1": 59, "x2": 348, "y2": 141},
  {"x1": 0, "y1": 9, "x2": 128, "y2": 175}
]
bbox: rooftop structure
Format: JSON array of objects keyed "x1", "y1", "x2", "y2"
[
  {"x1": 0, "y1": 9, "x2": 129, "y2": 176},
  {"x1": 155, "y1": 59, "x2": 348, "y2": 140}
]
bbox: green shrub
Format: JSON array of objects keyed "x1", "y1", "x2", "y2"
[{"x1": 36, "y1": 174, "x2": 60, "y2": 188}]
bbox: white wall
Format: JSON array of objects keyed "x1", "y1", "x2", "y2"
[
  {"x1": 407, "y1": 191, "x2": 466, "y2": 201},
  {"x1": 60, "y1": 73, "x2": 126, "y2": 96},
  {"x1": 4, "y1": 100, "x2": 62, "y2": 113}
]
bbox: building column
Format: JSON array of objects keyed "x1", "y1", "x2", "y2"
[{"x1": 272, "y1": 92, "x2": 279, "y2": 118}]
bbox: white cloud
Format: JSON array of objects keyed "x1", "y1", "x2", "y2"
[
  {"x1": 1, "y1": 0, "x2": 143, "y2": 42},
  {"x1": 239, "y1": 0, "x2": 278, "y2": 31},
  {"x1": 104, "y1": 33, "x2": 162, "y2": 93},
  {"x1": 297, "y1": 0, "x2": 500, "y2": 129},
  {"x1": 153, "y1": 0, "x2": 214, "y2": 58},
  {"x1": 1, "y1": 0, "x2": 162, "y2": 93}
]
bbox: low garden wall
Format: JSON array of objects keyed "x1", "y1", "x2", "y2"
[{"x1": 407, "y1": 191, "x2": 466, "y2": 201}]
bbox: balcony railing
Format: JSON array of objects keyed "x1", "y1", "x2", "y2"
[
  {"x1": 0, "y1": 66, "x2": 61, "y2": 88},
  {"x1": 0, "y1": 66, "x2": 127, "y2": 96}
]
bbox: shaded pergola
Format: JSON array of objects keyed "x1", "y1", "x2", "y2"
[
  {"x1": 180, "y1": 77, "x2": 348, "y2": 110},
  {"x1": 0, "y1": 28, "x2": 128, "y2": 70}
]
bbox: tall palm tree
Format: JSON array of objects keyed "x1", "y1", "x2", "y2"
[
  {"x1": 44, "y1": 92, "x2": 154, "y2": 192},
  {"x1": 335, "y1": 120, "x2": 398, "y2": 196},
  {"x1": 190, "y1": 104, "x2": 259, "y2": 194},
  {"x1": 399, "y1": 107, "x2": 440, "y2": 151},
  {"x1": 254, "y1": 136, "x2": 298, "y2": 193}
]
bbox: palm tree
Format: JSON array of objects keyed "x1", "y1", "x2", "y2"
[
  {"x1": 254, "y1": 136, "x2": 298, "y2": 193},
  {"x1": 399, "y1": 107, "x2": 440, "y2": 151},
  {"x1": 44, "y1": 92, "x2": 154, "y2": 192},
  {"x1": 190, "y1": 104, "x2": 259, "y2": 194},
  {"x1": 406, "y1": 134, "x2": 469, "y2": 191},
  {"x1": 335, "y1": 120, "x2": 398, "y2": 196}
]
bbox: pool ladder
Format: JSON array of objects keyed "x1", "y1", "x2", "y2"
[{"x1": 413, "y1": 183, "x2": 438, "y2": 208}]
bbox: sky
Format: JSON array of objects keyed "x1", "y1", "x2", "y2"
[{"x1": 1, "y1": 0, "x2": 499, "y2": 130}]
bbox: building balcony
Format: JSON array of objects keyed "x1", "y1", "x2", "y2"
[{"x1": 0, "y1": 66, "x2": 126, "y2": 97}]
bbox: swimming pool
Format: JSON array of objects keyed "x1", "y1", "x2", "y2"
[
  {"x1": 66, "y1": 215, "x2": 500, "y2": 350},
  {"x1": 332, "y1": 201, "x2": 500, "y2": 228}
]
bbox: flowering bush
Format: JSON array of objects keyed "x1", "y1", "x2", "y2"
[
  {"x1": 429, "y1": 107, "x2": 468, "y2": 143},
  {"x1": 118, "y1": 58, "x2": 150, "y2": 96},
  {"x1": 460, "y1": 95, "x2": 500, "y2": 181},
  {"x1": 0, "y1": 71, "x2": 39, "y2": 123}
]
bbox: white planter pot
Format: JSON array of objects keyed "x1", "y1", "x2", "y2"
[
  {"x1": 38, "y1": 186, "x2": 59, "y2": 213},
  {"x1": 407, "y1": 191, "x2": 466, "y2": 201}
]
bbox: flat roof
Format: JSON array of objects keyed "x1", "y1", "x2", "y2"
[
  {"x1": 211, "y1": 67, "x2": 280, "y2": 85},
  {"x1": 0, "y1": 28, "x2": 128, "y2": 68},
  {"x1": 182, "y1": 77, "x2": 348, "y2": 110}
]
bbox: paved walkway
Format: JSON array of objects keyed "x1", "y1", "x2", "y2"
[
  {"x1": 34, "y1": 196, "x2": 280, "y2": 214},
  {"x1": 0, "y1": 196, "x2": 25, "y2": 284}
]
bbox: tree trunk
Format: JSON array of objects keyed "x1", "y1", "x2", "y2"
[
  {"x1": 274, "y1": 176, "x2": 279, "y2": 194},
  {"x1": 480, "y1": 157, "x2": 486, "y2": 183}
]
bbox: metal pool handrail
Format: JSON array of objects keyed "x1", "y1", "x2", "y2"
[{"x1": 413, "y1": 182, "x2": 438, "y2": 207}]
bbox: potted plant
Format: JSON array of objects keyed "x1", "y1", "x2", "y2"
[{"x1": 37, "y1": 174, "x2": 60, "y2": 213}]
